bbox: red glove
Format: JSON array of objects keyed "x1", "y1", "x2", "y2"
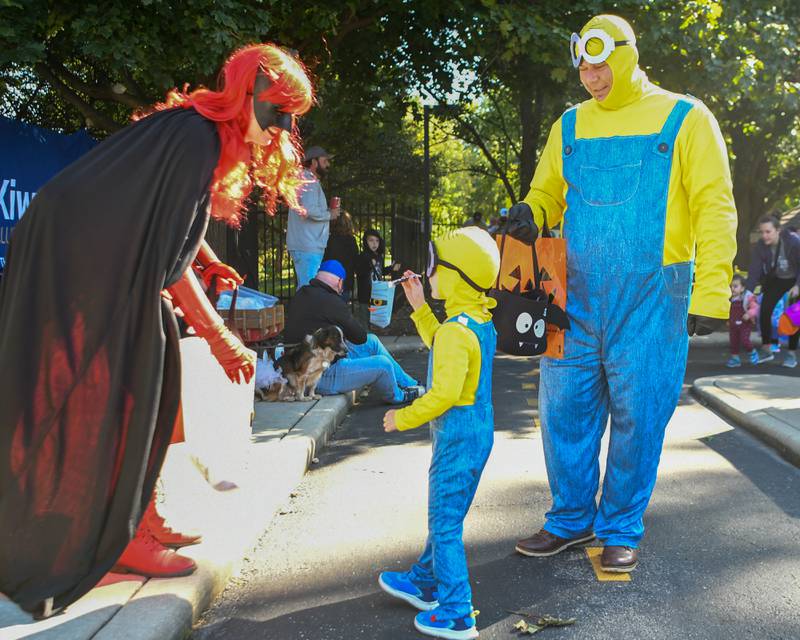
[
  {"x1": 194, "y1": 240, "x2": 243, "y2": 293},
  {"x1": 168, "y1": 270, "x2": 254, "y2": 384},
  {"x1": 201, "y1": 261, "x2": 243, "y2": 293}
]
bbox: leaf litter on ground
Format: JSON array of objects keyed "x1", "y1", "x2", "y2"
[{"x1": 508, "y1": 610, "x2": 577, "y2": 635}]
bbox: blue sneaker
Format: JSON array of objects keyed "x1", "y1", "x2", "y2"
[
  {"x1": 378, "y1": 571, "x2": 438, "y2": 611},
  {"x1": 414, "y1": 608, "x2": 479, "y2": 639},
  {"x1": 726, "y1": 355, "x2": 741, "y2": 368},
  {"x1": 757, "y1": 348, "x2": 775, "y2": 364},
  {"x1": 748, "y1": 349, "x2": 759, "y2": 365}
]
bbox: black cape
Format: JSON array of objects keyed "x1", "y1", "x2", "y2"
[{"x1": 0, "y1": 108, "x2": 219, "y2": 612}]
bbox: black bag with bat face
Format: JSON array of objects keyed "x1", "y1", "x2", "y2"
[{"x1": 489, "y1": 228, "x2": 569, "y2": 356}]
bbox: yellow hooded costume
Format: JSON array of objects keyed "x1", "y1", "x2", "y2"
[
  {"x1": 512, "y1": 15, "x2": 739, "y2": 556},
  {"x1": 395, "y1": 227, "x2": 500, "y2": 430},
  {"x1": 523, "y1": 14, "x2": 737, "y2": 319}
]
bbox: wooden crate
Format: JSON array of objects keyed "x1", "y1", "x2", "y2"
[{"x1": 229, "y1": 305, "x2": 284, "y2": 342}]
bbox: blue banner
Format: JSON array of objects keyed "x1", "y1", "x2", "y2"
[{"x1": 0, "y1": 117, "x2": 96, "y2": 268}]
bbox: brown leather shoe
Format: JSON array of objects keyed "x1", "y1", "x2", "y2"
[
  {"x1": 515, "y1": 528, "x2": 596, "y2": 557},
  {"x1": 600, "y1": 546, "x2": 638, "y2": 573}
]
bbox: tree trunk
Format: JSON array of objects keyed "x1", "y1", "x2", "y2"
[
  {"x1": 731, "y1": 132, "x2": 770, "y2": 268},
  {"x1": 518, "y1": 62, "x2": 543, "y2": 201}
]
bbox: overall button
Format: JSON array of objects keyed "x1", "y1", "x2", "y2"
[
  {"x1": 658, "y1": 142, "x2": 669, "y2": 153},
  {"x1": 564, "y1": 145, "x2": 573, "y2": 155}
]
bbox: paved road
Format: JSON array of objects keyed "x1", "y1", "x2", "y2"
[{"x1": 194, "y1": 341, "x2": 800, "y2": 640}]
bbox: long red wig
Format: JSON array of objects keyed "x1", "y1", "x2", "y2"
[{"x1": 144, "y1": 44, "x2": 314, "y2": 227}]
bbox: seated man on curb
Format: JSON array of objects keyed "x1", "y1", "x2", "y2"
[{"x1": 284, "y1": 260, "x2": 424, "y2": 403}]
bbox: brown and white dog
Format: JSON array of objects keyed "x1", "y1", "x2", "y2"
[{"x1": 258, "y1": 326, "x2": 347, "y2": 401}]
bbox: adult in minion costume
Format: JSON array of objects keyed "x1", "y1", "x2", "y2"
[{"x1": 509, "y1": 15, "x2": 737, "y2": 572}]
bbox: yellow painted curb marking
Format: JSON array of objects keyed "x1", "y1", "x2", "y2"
[
  {"x1": 522, "y1": 382, "x2": 537, "y2": 390},
  {"x1": 585, "y1": 547, "x2": 631, "y2": 582},
  {"x1": 526, "y1": 398, "x2": 537, "y2": 407}
]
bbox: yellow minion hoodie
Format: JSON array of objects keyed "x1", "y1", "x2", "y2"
[
  {"x1": 395, "y1": 227, "x2": 500, "y2": 431},
  {"x1": 523, "y1": 14, "x2": 737, "y2": 319}
]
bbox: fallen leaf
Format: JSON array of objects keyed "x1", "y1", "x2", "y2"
[{"x1": 511, "y1": 614, "x2": 576, "y2": 635}]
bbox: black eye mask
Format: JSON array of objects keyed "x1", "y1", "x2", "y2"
[{"x1": 253, "y1": 71, "x2": 293, "y2": 132}]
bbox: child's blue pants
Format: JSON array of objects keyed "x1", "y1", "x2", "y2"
[{"x1": 408, "y1": 315, "x2": 496, "y2": 618}]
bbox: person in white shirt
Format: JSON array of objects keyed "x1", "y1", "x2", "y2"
[{"x1": 287, "y1": 145, "x2": 340, "y2": 288}]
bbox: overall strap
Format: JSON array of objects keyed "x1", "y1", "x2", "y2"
[
  {"x1": 653, "y1": 98, "x2": 693, "y2": 157},
  {"x1": 561, "y1": 106, "x2": 578, "y2": 154},
  {"x1": 434, "y1": 314, "x2": 477, "y2": 349},
  {"x1": 445, "y1": 314, "x2": 490, "y2": 342},
  {"x1": 445, "y1": 314, "x2": 478, "y2": 331}
]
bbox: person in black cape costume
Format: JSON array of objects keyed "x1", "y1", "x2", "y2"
[{"x1": 0, "y1": 43, "x2": 313, "y2": 614}]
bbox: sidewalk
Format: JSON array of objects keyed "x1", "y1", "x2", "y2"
[
  {"x1": 0, "y1": 393, "x2": 354, "y2": 640},
  {"x1": 688, "y1": 331, "x2": 730, "y2": 348},
  {"x1": 0, "y1": 336, "x2": 420, "y2": 640},
  {"x1": 375, "y1": 334, "x2": 425, "y2": 354},
  {"x1": 692, "y1": 374, "x2": 800, "y2": 467}
]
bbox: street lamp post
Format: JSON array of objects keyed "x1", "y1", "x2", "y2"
[{"x1": 423, "y1": 104, "x2": 431, "y2": 245}]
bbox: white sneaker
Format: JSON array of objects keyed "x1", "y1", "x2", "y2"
[{"x1": 783, "y1": 352, "x2": 797, "y2": 368}]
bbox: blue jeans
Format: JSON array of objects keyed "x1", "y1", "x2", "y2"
[
  {"x1": 316, "y1": 333, "x2": 417, "y2": 402},
  {"x1": 290, "y1": 250, "x2": 323, "y2": 290}
]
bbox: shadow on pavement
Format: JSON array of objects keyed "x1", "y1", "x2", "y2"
[
  {"x1": 317, "y1": 351, "x2": 540, "y2": 470},
  {"x1": 699, "y1": 427, "x2": 800, "y2": 519}
]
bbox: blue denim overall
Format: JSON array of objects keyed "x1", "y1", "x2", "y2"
[
  {"x1": 408, "y1": 314, "x2": 496, "y2": 618},
  {"x1": 539, "y1": 99, "x2": 694, "y2": 548}
]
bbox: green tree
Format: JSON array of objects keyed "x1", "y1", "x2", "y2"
[
  {"x1": 0, "y1": 0, "x2": 446, "y2": 202},
  {"x1": 400, "y1": 0, "x2": 645, "y2": 202},
  {"x1": 638, "y1": 0, "x2": 800, "y2": 263}
]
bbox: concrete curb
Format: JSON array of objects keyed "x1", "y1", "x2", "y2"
[
  {"x1": 101, "y1": 392, "x2": 355, "y2": 640},
  {"x1": 378, "y1": 336, "x2": 425, "y2": 355},
  {"x1": 691, "y1": 378, "x2": 800, "y2": 468},
  {"x1": 3, "y1": 338, "x2": 413, "y2": 639},
  {"x1": 688, "y1": 332, "x2": 729, "y2": 348},
  {"x1": 2, "y1": 393, "x2": 355, "y2": 640}
]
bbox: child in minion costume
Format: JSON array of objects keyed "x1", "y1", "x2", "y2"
[
  {"x1": 509, "y1": 15, "x2": 737, "y2": 571},
  {"x1": 380, "y1": 226, "x2": 500, "y2": 639}
]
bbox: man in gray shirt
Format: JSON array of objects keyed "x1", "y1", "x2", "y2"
[{"x1": 287, "y1": 146, "x2": 340, "y2": 289}]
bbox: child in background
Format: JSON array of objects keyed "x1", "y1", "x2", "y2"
[
  {"x1": 379, "y1": 227, "x2": 500, "y2": 640},
  {"x1": 355, "y1": 228, "x2": 401, "y2": 328},
  {"x1": 727, "y1": 274, "x2": 758, "y2": 367}
]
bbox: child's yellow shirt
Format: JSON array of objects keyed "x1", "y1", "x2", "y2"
[{"x1": 395, "y1": 304, "x2": 489, "y2": 431}]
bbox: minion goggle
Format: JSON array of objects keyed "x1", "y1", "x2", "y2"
[
  {"x1": 426, "y1": 240, "x2": 488, "y2": 293},
  {"x1": 569, "y1": 29, "x2": 630, "y2": 68}
]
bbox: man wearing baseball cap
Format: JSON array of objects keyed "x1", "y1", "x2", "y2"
[
  {"x1": 284, "y1": 260, "x2": 423, "y2": 404},
  {"x1": 287, "y1": 145, "x2": 340, "y2": 289}
]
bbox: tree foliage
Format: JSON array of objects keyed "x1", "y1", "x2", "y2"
[
  {"x1": 639, "y1": 0, "x2": 800, "y2": 261},
  {"x1": 1, "y1": 0, "x2": 798, "y2": 250}
]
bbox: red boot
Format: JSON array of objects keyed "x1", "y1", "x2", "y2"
[
  {"x1": 143, "y1": 499, "x2": 203, "y2": 548},
  {"x1": 113, "y1": 520, "x2": 197, "y2": 578}
]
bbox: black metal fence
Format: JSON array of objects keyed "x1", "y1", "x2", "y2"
[{"x1": 207, "y1": 199, "x2": 428, "y2": 301}]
